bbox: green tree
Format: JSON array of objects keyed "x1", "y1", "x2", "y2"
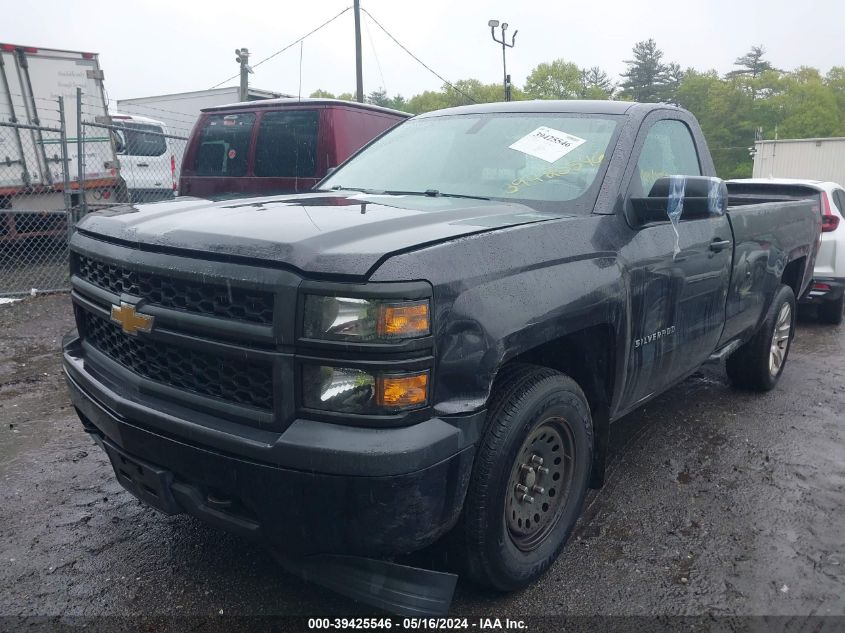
[
  {"x1": 659, "y1": 62, "x2": 686, "y2": 104},
  {"x1": 336, "y1": 92, "x2": 356, "y2": 101},
  {"x1": 443, "y1": 79, "x2": 508, "y2": 105},
  {"x1": 765, "y1": 68, "x2": 842, "y2": 139},
  {"x1": 825, "y1": 67, "x2": 845, "y2": 134},
  {"x1": 524, "y1": 59, "x2": 582, "y2": 99},
  {"x1": 309, "y1": 89, "x2": 336, "y2": 98},
  {"x1": 580, "y1": 66, "x2": 615, "y2": 99},
  {"x1": 390, "y1": 94, "x2": 407, "y2": 111},
  {"x1": 676, "y1": 70, "x2": 756, "y2": 177},
  {"x1": 620, "y1": 39, "x2": 668, "y2": 102},
  {"x1": 366, "y1": 88, "x2": 392, "y2": 107},
  {"x1": 404, "y1": 78, "x2": 520, "y2": 114},
  {"x1": 367, "y1": 90, "x2": 409, "y2": 111},
  {"x1": 405, "y1": 90, "x2": 449, "y2": 114},
  {"x1": 727, "y1": 45, "x2": 778, "y2": 79}
]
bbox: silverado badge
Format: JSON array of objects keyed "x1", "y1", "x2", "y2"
[{"x1": 110, "y1": 302, "x2": 154, "y2": 336}]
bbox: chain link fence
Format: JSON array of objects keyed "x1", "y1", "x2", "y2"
[
  {"x1": 0, "y1": 92, "x2": 191, "y2": 297},
  {"x1": 0, "y1": 95, "x2": 73, "y2": 297}
]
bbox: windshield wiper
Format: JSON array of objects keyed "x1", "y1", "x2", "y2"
[
  {"x1": 382, "y1": 189, "x2": 491, "y2": 201},
  {"x1": 321, "y1": 186, "x2": 492, "y2": 201},
  {"x1": 319, "y1": 185, "x2": 380, "y2": 194}
]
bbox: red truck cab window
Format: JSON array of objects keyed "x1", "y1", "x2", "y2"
[
  {"x1": 253, "y1": 110, "x2": 319, "y2": 178},
  {"x1": 195, "y1": 113, "x2": 255, "y2": 177}
]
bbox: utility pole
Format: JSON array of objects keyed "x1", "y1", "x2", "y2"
[
  {"x1": 488, "y1": 20, "x2": 517, "y2": 101},
  {"x1": 235, "y1": 47, "x2": 253, "y2": 101},
  {"x1": 353, "y1": 0, "x2": 364, "y2": 102}
]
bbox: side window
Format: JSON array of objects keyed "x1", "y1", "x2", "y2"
[
  {"x1": 636, "y1": 119, "x2": 701, "y2": 195},
  {"x1": 253, "y1": 110, "x2": 319, "y2": 178},
  {"x1": 193, "y1": 113, "x2": 255, "y2": 177},
  {"x1": 115, "y1": 123, "x2": 167, "y2": 157}
]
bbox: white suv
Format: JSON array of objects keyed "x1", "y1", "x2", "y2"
[{"x1": 730, "y1": 178, "x2": 845, "y2": 324}]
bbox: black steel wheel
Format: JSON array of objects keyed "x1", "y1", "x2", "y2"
[
  {"x1": 458, "y1": 364, "x2": 593, "y2": 591},
  {"x1": 505, "y1": 420, "x2": 576, "y2": 551}
]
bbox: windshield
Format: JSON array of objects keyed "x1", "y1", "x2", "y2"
[{"x1": 320, "y1": 112, "x2": 621, "y2": 211}]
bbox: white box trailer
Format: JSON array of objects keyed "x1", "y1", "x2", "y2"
[
  {"x1": 0, "y1": 42, "x2": 121, "y2": 219},
  {"x1": 753, "y1": 137, "x2": 845, "y2": 186}
]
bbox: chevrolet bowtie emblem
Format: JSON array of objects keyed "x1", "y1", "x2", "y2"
[{"x1": 110, "y1": 302, "x2": 154, "y2": 336}]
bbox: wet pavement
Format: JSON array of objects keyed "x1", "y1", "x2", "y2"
[{"x1": 1, "y1": 294, "x2": 843, "y2": 624}]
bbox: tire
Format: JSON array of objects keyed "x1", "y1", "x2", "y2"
[
  {"x1": 818, "y1": 293, "x2": 844, "y2": 325},
  {"x1": 459, "y1": 363, "x2": 593, "y2": 591},
  {"x1": 726, "y1": 284, "x2": 796, "y2": 391}
]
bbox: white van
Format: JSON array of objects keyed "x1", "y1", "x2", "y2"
[{"x1": 110, "y1": 114, "x2": 175, "y2": 203}]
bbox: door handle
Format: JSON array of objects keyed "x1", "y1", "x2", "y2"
[{"x1": 710, "y1": 238, "x2": 731, "y2": 252}]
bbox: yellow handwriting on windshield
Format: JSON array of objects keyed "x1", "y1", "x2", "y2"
[{"x1": 505, "y1": 152, "x2": 605, "y2": 194}]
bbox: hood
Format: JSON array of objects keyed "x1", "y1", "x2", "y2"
[{"x1": 77, "y1": 191, "x2": 572, "y2": 277}]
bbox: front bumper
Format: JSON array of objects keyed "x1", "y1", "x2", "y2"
[
  {"x1": 800, "y1": 277, "x2": 845, "y2": 304},
  {"x1": 63, "y1": 333, "x2": 480, "y2": 557}
]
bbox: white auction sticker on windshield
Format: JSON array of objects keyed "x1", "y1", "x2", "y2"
[{"x1": 509, "y1": 126, "x2": 586, "y2": 163}]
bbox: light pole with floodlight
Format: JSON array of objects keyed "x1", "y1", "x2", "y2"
[{"x1": 488, "y1": 19, "x2": 517, "y2": 101}]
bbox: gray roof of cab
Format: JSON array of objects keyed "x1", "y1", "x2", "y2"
[
  {"x1": 202, "y1": 97, "x2": 411, "y2": 118},
  {"x1": 415, "y1": 100, "x2": 677, "y2": 118}
]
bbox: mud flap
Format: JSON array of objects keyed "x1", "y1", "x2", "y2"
[
  {"x1": 589, "y1": 402, "x2": 609, "y2": 489},
  {"x1": 273, "y1": 552, "x2": 458, "y2": 616}
]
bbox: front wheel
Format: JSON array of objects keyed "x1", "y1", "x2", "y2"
[
  {"x1": 459, "y1": 364, "x2": 593, "y2": 591},
  {"x1": 726, "y1": 284, "x2": 796, "y2": 391}
]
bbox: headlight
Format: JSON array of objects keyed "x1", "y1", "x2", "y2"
[
  {"x1": 302, "y1": 365, "x2": 429, "y2": 414},
  {"x1": 302, "y1": 295, "x2": 430, "y2": 341}
]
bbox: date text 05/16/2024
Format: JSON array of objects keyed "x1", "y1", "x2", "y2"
[{"x1": 307, "y1": 617, "x2": 528, "y2": 630}]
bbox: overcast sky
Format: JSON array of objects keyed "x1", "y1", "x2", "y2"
[{"x1": 3, "y1": 0, "x2": 842, "y2": 102}]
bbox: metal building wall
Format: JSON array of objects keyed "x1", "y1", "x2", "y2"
[
  {"x1": 753, "y1": 138, "x2": 845, "y2": 184},
  {"x1": 115, "y1": 87, "x2": 286, "y2": 138}
]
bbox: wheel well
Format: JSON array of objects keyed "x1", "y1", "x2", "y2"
[
  {"x1": 781, "y1": 256, "x2": 806, "y2": 297},
  {"x1": 503, "y1": 324, "x2": 615, "y2": 489}
]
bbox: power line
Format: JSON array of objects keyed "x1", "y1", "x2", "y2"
[
  {"x1": 363, "y1": 10, "x2": 387, "y2": 95},
  {"x1": 360, "y1": 8, "x2": 476, "y2": 104},
  {"x1": 209, "y1": 6, "x2": 352, "y2": 89}
]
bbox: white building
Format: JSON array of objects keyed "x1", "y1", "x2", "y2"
[
  {"x1": 115, "y1": 87, "x2": 291, "y2": 137},
  {"x1": 753, "y1": 137, "x2": 845, "y2": 185}
]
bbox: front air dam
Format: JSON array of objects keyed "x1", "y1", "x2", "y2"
[{"x1": 272, "y1": 552, "x2": 458, "y2": 616}]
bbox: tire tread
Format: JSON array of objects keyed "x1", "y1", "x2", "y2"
[
  {"x1": 727, "y1": 284, "x2": 795, "y2": 391},
  {"x1": 461, "y1": 363, "x2": 593, "y2": 590}
]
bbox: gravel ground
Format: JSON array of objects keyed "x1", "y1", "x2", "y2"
[{"x1": 0, "y1": 294, "x2": 843, "y2": 628}]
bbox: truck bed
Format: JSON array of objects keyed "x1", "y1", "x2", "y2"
[{"x1": 720, "y1": 198, "x2": 819, "y2": 346}]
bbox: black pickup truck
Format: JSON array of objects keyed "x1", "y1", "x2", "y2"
[{"x1": 63, "y1": 101, "x2": 820, "y2": 614}]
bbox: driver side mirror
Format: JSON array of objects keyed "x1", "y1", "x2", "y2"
[{"x1": 630, "y1": 175, "x2": 727, "y2": 226}]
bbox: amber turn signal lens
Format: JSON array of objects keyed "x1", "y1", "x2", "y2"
[
  {"x1": 377, "y1": 302, "x2": 430, "y2": 338},
  {"x1": 377, "y1": 372, "x2": 429, "y2": 409}
]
